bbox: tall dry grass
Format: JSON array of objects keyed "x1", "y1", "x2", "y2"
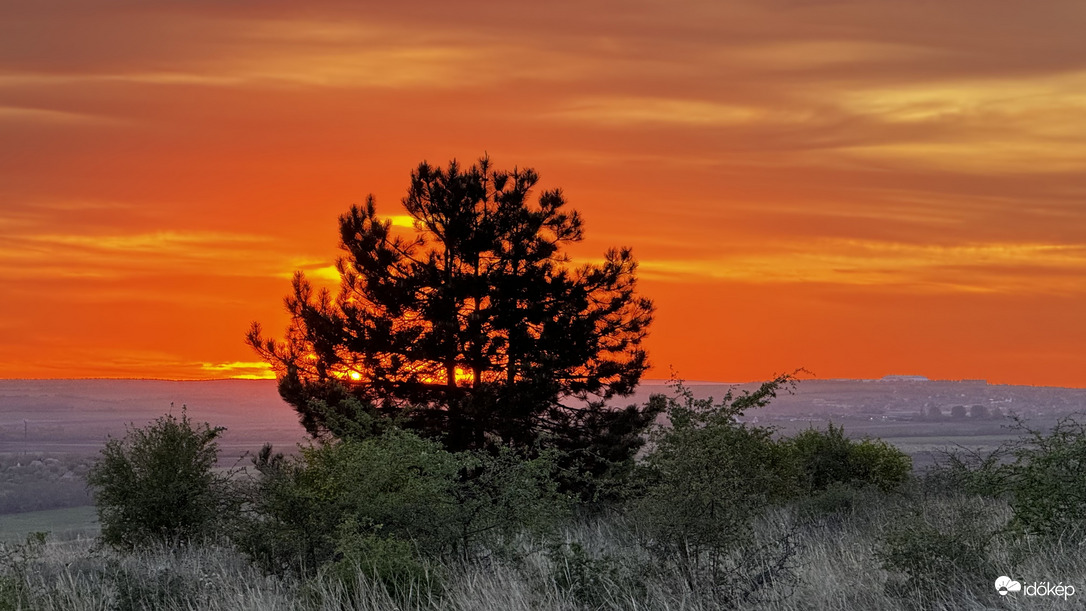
[{"x1": 3, "y1": 490, "x2": 1084, "y2": 610}]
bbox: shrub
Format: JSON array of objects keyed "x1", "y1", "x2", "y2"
[
  {"x1": 783, "y1": 423, "x2": 911, "y2": 495},
  {"x1": 632, "y1": 377, "x2": 797, "y2": 596},
  {"x1": 848, "y1": 438, "x2": 912, "y2": 492},
  {"x1": 325, "y1": 521, "x2": 437, "y2": 605},
  {"x1": 239, "y1": 427, "x2": 569, "y2": 576},
  {"x1": 549, "y1": 541, "x2": 643, "y2": 608},
  {"x1": 877, "y1": 498, "x2": 1000, "y2": 605},
  {"x1": 86, "y1": 410, "x2": 232, "y2": 548},
  {"x1": 239, "y1": 428, "x2": 461, "y2": 575},
  {"x1": 448, "y1": 444, "x2": 570, "y2": 557},
  {"x1": 924, "y1": 446, "x2": 1012, "y2": 499},
  {"x1": 0, "y1": 532, "x2": 46, "y2": 611},
  {"x1": 1005, "y1": 415, "x2": 1086, "y2": 539}
]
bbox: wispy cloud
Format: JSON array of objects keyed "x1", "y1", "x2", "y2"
[
  {"x1": 199, "y1": 361, "x2": 274, "y2": 379},
  {"x1": 640, "y1": 240, "x2": 1086, "y2": 294}
]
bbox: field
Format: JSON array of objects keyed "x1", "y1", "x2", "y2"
[
  {"x1": 3, "y1": 493, "x2": 1085, "y2": 610},
  {"x1": 2, "y1": 378, "x2": 1085, "y2": 609},
  {"x1": 2, "y1": 379, "x2": 1083, "y2": 537}
]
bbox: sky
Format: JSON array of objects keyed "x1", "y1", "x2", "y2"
[{"x1": 1, "y1": 1, "x2": 1085, "y2": 387}]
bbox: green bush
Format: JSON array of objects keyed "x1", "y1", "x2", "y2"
[
  {"x1": 1005, "y1": 415, "x2": 1086, "y2": 538},
  {"x1": 239, "y1": 427, "x2": 569, "y2": 577},
  {"x1": 325, "y1": 521, "x2": 437, "y2": 604},
  {"x1": 86, "y1": 410, "x2": 232, "y2": 548},
  {"x1": 448, "y1": 444, "x2": 570, "y2": 557},
  {"x1": 632, "y1": 377, "x2": 796, "y2": 594},
  {"x1": 924, "y1": 446, "x2": 1012, "y2": 499},
  {"x1": 877, "y1": 498, "x2": 1000, "y2": 604},
  {"x1": 108, "y1": 558, "x2": 205, "y2": 611},
  {"x1": 239, "y1": 428, "x2": 460, "y2": 575},
  {"x1": 783, "y1": 424, "x2": 911, "y2": 495},
  {"x1": 0, "y1": 532, "x2": 46, "y2": 611},
  {"x1": 549, "y1": 541, "x2": 643, "y2": 608}
]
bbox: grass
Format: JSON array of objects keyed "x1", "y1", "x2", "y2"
[
  {"x1": 0, "y1": 506, "x2": 98, "y2": 542},
  {"x1": 3, "y1": 491, "x2": 1084, "y2": 610}
]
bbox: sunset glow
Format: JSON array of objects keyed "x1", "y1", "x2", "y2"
[{"x1": 2, "y1": 2, "x2": 1085, "y2": 387}]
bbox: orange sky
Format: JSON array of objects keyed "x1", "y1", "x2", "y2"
[{"x1": 2, "y1": 2, "x2": 1085, "y2": 387}]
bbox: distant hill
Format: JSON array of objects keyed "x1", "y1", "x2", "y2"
[{"x1": 3, "y1": 377, "x2": 1085, "y2": 460}]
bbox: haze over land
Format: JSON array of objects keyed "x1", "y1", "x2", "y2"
[
  {"x1": 3, "y1": 377, "x2": 1084, "y2": 467},
  {"x1": 2, "y1": 2, "x2": 1086, "y2": 387}
]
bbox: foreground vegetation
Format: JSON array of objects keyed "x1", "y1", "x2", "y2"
[
  {"x1": 2, "y1": 489, "x2": 1084, "y2": 611},
  {"x1": 3, "y1": 382, "x2": 1086, "y2": 609}
]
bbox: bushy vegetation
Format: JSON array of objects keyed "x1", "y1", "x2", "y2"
[
  {"x1": 0, "y1": 454, "x2": 94, "y2": 514},
  {"x1": 85, "y1": 410, "x2": 233, "y2": 548},
  {"x1": 7, "y1": 388, "x2": 1078, "y2": 609},
  {"x1": 237, "y1": 428, "x2": 569, "y2": 580},
  {"x1": 783, "y1": 423, "x2": 912, "y2": 495},
  {"x1": 631, "y1": 378, "x2": 798, "y2": 603}
]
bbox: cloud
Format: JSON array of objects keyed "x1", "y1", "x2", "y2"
[
  {"x1": 550, "y1": 97, "x2": 813, "y2": 127},
  {"x1": 199, "y1": 361, "x2": 274, "y2": 379},
  {"x1": 0, "y1": 227, "x2": 313, "y2": 283},
  {"x1": 639, "y1": 240, "x2": 1086, "y2": 294},
  {"x1": 0, "y1": 106, "x2": 120, "y2": 125}
]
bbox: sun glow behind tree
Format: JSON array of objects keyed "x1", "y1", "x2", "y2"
[{"x1": 250, "y1": 158, "x2": 658, "y2": 464}]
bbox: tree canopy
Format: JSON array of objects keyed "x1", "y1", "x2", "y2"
[{"x1": 249, "y1": 157, "x2": 657, "y2": 464}]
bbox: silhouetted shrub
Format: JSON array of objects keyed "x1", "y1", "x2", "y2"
[{"x1": 86, "y1": 410, "x2": 232, "y2": 548}]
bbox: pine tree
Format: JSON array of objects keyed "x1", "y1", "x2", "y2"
[{"x1": 249, "y1": 157, "x2": 658, "y2": 473}]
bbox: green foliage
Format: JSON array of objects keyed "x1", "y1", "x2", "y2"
[
  {"x1": 248, "y1": 157, "x2": 657, "y2": 475},
  {"x1": 449, "y1": 444, "x2": 570, "y2": 556},
  {"x1": 0, "y1": 532, "x2": 46, "y2": 611},
  {"x1": 325, "y1": 523, "x2": 437, "y2": 604},
  {"x1": 632, "y1": 376, "x2": 796, "y2": 590},
  {"x1": 929, "y1": 415, "x2": 1086, "y2": 539},
  {"x1": 86, "y1": 410, "x2": 231, "y2": 548},
  {"x1": 877, "y1": 498, "x2": 1000, "y2": 604},
  {"x1": 925, "y1": 446, "x2": 1012, "y2": 499},
  {"x1": 239, "y1": 428, "x2": 459, "y2": 575},
  {"x1": 1005, "y1": 415, "x2": 1086, "y2": 538},
  {"x1": 239, "y1": 427, "x2": 569, "y2": 576},
  {"x1": 549, "y1": 541, "x2": 643, "y2": 608},
  {"x1": 848, "y1": 439, "x2": 912, "y2": 491},
  {"x1": 783, "y1": 424, "x2": 912, "y2": 495},
  {"x1": 107, "y1": 557, "x2": 206, "y2": 611}
]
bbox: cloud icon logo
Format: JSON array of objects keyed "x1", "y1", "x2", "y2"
[{"x1": 995, "y1": 576, "x2": 1022, "y2": 596}]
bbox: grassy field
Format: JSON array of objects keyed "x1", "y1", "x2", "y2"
[
  {"x1": 2, "y1": 492, "x2": 1083, "y2": 610},
  {"x1": 0, "y1": 505, "x2": 98, "y2": 542}
]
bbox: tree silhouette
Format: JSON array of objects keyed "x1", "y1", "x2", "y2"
[{"x1": 249, "y1": 157, "x2": 658, "y2": 467}]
